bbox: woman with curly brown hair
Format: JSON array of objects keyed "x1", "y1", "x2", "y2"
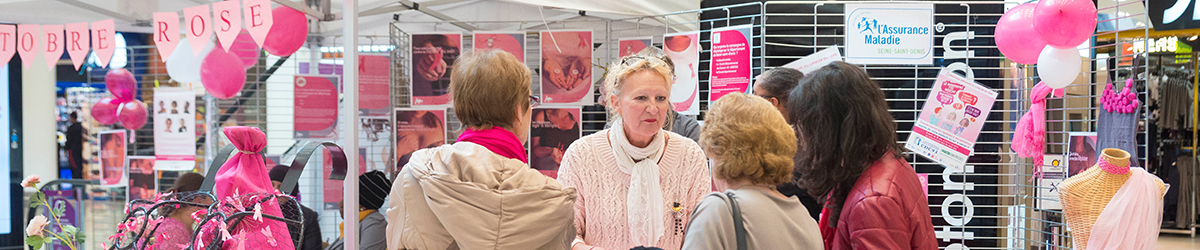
[{"x1": 786, "y1": 61, "x2": 936, "y2": 250}]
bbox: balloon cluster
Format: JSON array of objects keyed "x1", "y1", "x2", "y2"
[
  {"x1": 995, "y1": 0, "x2": 1097, "y2": 89},
  {"x1": 91, "y1": 68, "x2": 148, "y2": 130},
  {"x1": 166, "y1": 6, "x2": 308, "y2": 100}
]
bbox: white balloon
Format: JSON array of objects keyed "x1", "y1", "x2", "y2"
[
  {"x1": 1036, "y1": 46, "x2": 1082, "y2": 89},
  {"x1": 166, "y1": 38, "x2": 215, "y2": 84}
]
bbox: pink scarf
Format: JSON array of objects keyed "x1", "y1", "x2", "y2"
[
  {"x1": 456, "y1": 126, "x2": 527, "y2": 163},
  {"x1": 1011, "y1": 82, "x2": 1064, "y2": 178},
  {"x1": 1085, "y1": 167, "x2": 1166, "y2": 249}
]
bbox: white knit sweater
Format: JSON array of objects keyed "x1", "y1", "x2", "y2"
[{"x1": 557, "y1": 129, "x2": 712, "y2": 250}]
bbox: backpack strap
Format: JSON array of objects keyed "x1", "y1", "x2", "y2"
[{"x1": 725, "y1": 191, "x2": 747, "y2": 250}]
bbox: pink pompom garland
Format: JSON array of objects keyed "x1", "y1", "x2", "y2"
[{"x1": 1101, "y1": 79, "x2": 1139, "y2": 114}]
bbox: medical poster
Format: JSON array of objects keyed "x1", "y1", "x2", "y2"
[
  {"x1": 394, "y1": 108, "x2": 447, "y2": 173},
  {"x1": 411, "y1": 32, "x2": 461, "y2": 106},
  {"x1": 905, "y1": 71, "x2": 998, "y2": 169},
  {"x1": 127, "y1": 156, "x2": 157, "y2": 203},
  {"x1": 359, "y1": 117, "x2": 392, "y2": 172},
  {"x1": 540, "y1": 30, "x2": 593, "y2": 105},
  {"x1": 844, "y1": 3, "x2": 934, "y2": 65},
  {"x1": 294, "y1": 75, "x2": 340, "y2": 140},
  {"x1": 474, "y1": 32, "x2": 526, "y2": 63},
  {"x1": 530, "y1": 108, "x2": 582, "y2": 178},
  {"x1": 664, "y1": 31, "x2": 701, "y2": 115},
  {"x1": 618, "y1": 36, "x2": 652, "y2": 58},
  {"x1": 708, "y1": 24, "x2": 753, "y2": 102},
  {"x1": 1067, "y1": 132, "x2": 1098, "y2": 177},
  {"x1": 152, "y1": 89, "x2": 196, "y2": 171},
  {"x1": 359, "y1": 54, "x2": 392, "y2": 117},
  {"x1": 99, "y1": 130, "x2": 127, "y2": 187},
  {"x1": 1038, "y1": 155, "x2": 1066, "y2": 210}
]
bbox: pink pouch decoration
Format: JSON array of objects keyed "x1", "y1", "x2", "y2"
[
  {"x1": 1012, "y1": 82, "x2": 1053, "y2": 179},
  {"x1": 213, "y1": 126, "x2": 295, "y2": 249}
]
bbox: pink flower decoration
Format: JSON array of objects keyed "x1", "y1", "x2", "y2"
[
  {"x1": 20, "y1": 175, "x2": 40, "y2": 188},
  {"x1": 25, "y1": 215, "x2": 47, "y2": 237},
  {"x1": 253, "y1": 203, "x2": 263, "y2": 222},
  {"x1": 262, "y1": 226, "x2": 278, "y2": 246}
]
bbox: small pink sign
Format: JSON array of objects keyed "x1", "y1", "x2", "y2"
[
  {"x1": 16, "y1": 24, "x2": 39, "y2": 69},
  {"x1": 294, "y1": 75, "x2": 339, "y2": 139},
  {"x1": 359, "y1": 54, "x2": 392, "y2": 116},
  {"x1": 0, "y1": 24, "x2": 15, "y2": 67},
  {"x1": 212, "y1": 0, "x2": 242, "y2": 52},
  {"x1": 91, "y1": 19, "x2": 115, "y2": 68},
  {"x1": 41, "y1": 25, "x2": 63, "y2": 70},
  {"x1": 183, "y1": 5, "x2": 213, "y2": 56},
  {"x1": 917, "y1": 174, "x2": 929, "y2": 197},
  {"x1": 64, "y1": 22, "x2": 89, "y2": 70},
  {"x1": 708, "y1": 25, "x2": 753, "y2": 102},
  {"x1": 243, "y1": 0, "x2": 273, "y2": 48},
  {"x1": 153, "y1": 12, "x2": 180, "y2": 62}
]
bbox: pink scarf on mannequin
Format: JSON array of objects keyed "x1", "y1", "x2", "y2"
[
  {"x1": 456, "y1": 126, "x2": 528, "y2": 163},
  {"x1": 1011, "y1": 82, "x2": 1064, "y2": 178},
  {"x1": 1085, "y1": 167, "x2": 1166, "y2": 249},
  {"x1": 213, "y1": 126, "x2": 295, "y2": 249}
]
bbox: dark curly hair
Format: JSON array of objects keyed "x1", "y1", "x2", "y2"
[{"x1": 785, "y1": 61, "x2": 900, "y2": 225}]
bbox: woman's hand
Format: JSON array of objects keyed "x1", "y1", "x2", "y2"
[
  {"x1": 416, "y1": 47, "x2": 447, "y2": 81},
  {"x1": 544, "y1": 57, "x2": 569, "y2": 90},
  {"x1": 395, "y1": 135, "x2": 420, "y2": 158},
  {"x1": 552, "y1": 147, "x2": 565, "y2": 165}
]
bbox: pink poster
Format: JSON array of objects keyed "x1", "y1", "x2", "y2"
[
  {"x1": 904, "y1": 71, "x2": 998, "y2": 169},
  {"x1": 359, "y1": 54, "x2": 391, "y2": 116},
  {"x1": 530, "y1": 108, "x2": 581, "y2": 179},
  {"x1": 294, "y1": 75, "x2": 340, "y2": 139},
  {"x1": 127, "y1": 156, "x2": 157, "y2": 203},
  {"x1": 618, "y1": 36, "x2": 651, "y2": 58},
  {"x1": 99, "y1": 130, "x2": 127, "y2": 187},
  {"x1": 540, "y1": 30, "x2": 593, "y2": 104},
  {"x1": 410, "y1": 33, "x2": 460, "y2": 106},
  {"x1": 473, "y1": 32, "x2": 526, "y2": 63},
  {"x1": 708, "y1": 25, "x2": 754, "y2": 103},
  {"x1": 323, "y1": 149, "x2": 367, "y2": 210},
  {"x1": 664, "y1": 32, "x2": 701, "y2": 115},
  {"x1": 393, "y1": 108, "x2": 446, "y2": 173}
]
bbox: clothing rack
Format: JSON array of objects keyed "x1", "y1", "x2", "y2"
[{"x1": 1150, "y1": 52, "x2": 1200, "y2": 236}]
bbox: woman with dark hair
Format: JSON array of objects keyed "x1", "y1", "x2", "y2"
[{"x1": 786, "y1": 62, "x2": 936, "y2": 249}]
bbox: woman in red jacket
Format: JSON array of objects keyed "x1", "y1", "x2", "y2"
[{"x1": 785, "y1": 61, "x2": 937, "y2": 250}]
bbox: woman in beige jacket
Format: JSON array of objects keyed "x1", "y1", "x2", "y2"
[{"x1": 386, "y1": 49, "x2": 577, "y2": 250}]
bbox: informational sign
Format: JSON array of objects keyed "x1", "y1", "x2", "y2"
[
  {"x1": 358, "y1": 54, "x2": 392, "y2": 117},
  {"x1": 98, "y1": 130, "x2": 127, "y2": 187},
  {"x1": 127, "y1": 156, "x2": 157, "y2": 203},
  {"x1": 393, "y1": 108, "x2": 446, "y2": 173},
  {"x1": 294, "y1": 75, "x2": 340, "y2": 140},
  {"x1": 781, "y1": 45, "x2": 844, "y2": 74},
  {"x1": 530, "y1": 108, "x2": 582, "y2": 178},
  {"x1": 1038, "y1": 155, "x2": 1066, "y2": 210},
  {"x1": 473, "y1": 32, "x2": 526, "y2": 62},
  {"x1": 664, "y1": 31, "x2": 701, "y2": 115},
  {"x1": 152, "y1": 89, "x2": 196, "y2": 171},
  {"x1": 905, "y1": 71, "x2": 997, "y2": 169},
  {"x1": 540, "y1": 30, "x2": 593, "y2": 105},
  {"x1": 44, "y1": 190, "x2": 76, "y2": 250},
  {"x1": 359, "y1": 117, "x2": 392, "y2": 173},
  {"x1": 618, "y1": 36, "x2": 652, "y2": 58},
  {"x1": 1067, "y1": 132, "x2": 1098, "y2": 177},
  {"x1": 708, "y1": 24, "x2": 753, "y2": 102},
  {"x1": 410, "y1": 32, "x2": 461, "y2": 107},
  {"x1": 844, "y1": 3, "x2": 934, "y2": 65}
]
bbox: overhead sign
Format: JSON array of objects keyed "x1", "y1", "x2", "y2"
[
  {"x1": 844, "y1": 3, "x2": 934, "y2": 65},
  {"x1": 1150, "y1": 0, "x2": 1200, "y2": 30}
]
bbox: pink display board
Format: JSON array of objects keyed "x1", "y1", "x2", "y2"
[
  {"x1": 708, "y1": 25, "x2": 753, "y2": 103},
  {"x1": 540, "y1": 30, "x2": 593, "y2": 104},
  {"x1": 410, "y1": 33, "x2": 461, "y2": 106},
  {"x1": 294, "y1": 75, "x2": 340, "y2": 139}
]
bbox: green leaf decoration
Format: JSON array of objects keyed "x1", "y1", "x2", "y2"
[{"x1": 25, "y1": 235, "x2": 43, "y2": 247}]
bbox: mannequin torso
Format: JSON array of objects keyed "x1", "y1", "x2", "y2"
[{"x1": 1058, "y1": 148, "x2": 1164, "y2": 249}]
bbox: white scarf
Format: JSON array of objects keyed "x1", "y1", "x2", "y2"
[
  {"x1": 1086, "y1": 167, "x2": 1167, "y2": 250},
  {"x1": 608, "y1": 118, "x2": 666, "y2": 246}
]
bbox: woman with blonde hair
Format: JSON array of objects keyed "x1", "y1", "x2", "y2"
[
  {"x1": 682, "y1": 92, "x2": 822, "y2": 249},
  {"x1": 557, "y1": 54, "x2": 711, "y2": 250}
]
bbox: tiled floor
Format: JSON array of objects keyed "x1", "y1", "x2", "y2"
[{"x1": 1160, "y1": 234, "x2": 1200, "y2": 249}]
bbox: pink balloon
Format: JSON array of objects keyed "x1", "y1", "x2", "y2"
[
  {"x1": 118, "y1": 100, "x2": 148, "y2": 130},
  {"x1": 105, "y1": 68, "x2": 138, "y2": 102},
  {"x1": 220, "y1": 31, "x2": 261, "y2": 70},
  {"x1": 201, "y1": 48, "x2": 247, "y2": 99},
  {"x1": 1033, "y1": 0, "x2": 1097, "y2": 48},
  {"x1": 91, "y1": 97, "x2": 121, "y2": 125},
  {"x1": 263, "y1": 6, "x2": 309, "y2": 56},
  {"x1": 996, "y1": 3, "x2": 1048, "y2": 64}
]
